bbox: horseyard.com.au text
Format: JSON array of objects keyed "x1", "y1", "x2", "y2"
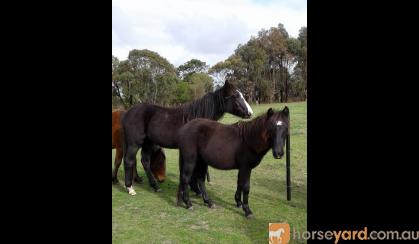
[{"x1": 292, "y1": 227, "x2": 419, "y2": 243}]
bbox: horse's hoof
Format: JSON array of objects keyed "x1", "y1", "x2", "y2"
[
  {"x1": 154, "y1": 188, "x2": 162, "y2": 192},
  {"x1": 236, "y1": 203, "x2": 242, "y2": 208},
  {"x1": 208, "y1": 203, "x2": 215, "y2": 209},
  {"x1": 246, "y1": 213, "x2": 254, "y2": 219},
  {"x1": 127, "y1": 186, "x2": 136, "y2": 196},
  {"x1": 187, "y1": 206, "x2": 194, "y2": 211},
  {"x1": 195, "y1": 192, "x2": 202, "y2": 197}
]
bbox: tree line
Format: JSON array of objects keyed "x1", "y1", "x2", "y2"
[{"x1": 112, "y1": 23, "x2": 306, "y2": 109}]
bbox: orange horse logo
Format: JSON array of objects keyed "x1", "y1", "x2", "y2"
[{"x1": 269, "y1": 223, "x2": 290, "y2": 244}]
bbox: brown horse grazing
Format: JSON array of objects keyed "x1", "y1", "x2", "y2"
[
  {"x1": 176, "y1": 107, "x2": 289, "y2": 218},
  {"x1": 112, "y1": 110, "x2": 166, "y2": 186},
  {"x1": 122, "y1": 81, "x2": 253, "y2": 195}
]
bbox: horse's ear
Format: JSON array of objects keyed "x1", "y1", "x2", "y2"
[
  {"x1": 283, "y1": 106, "x2": 289, "y2": 116},
  {"x1": 222, "y1": 80, "x2": 233, "y2": 96},
  {"x1": 267, "y1": 108, "x2": 274, "y2": 118}
]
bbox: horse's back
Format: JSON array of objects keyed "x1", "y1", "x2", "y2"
[
  {"x1": 123, "y1": 103, "x2": 149, "y2": 122},
  {"x1": 122, "y1": 103, "x2": 181, "y2": 147},
  {"x1": 177, "y1": 118, "x2": 211, "y2": 145},
  {"x1": 177, "y1": 118, "x2": 218, "y2": 140},
  {"x1": 123, "y1": 103, "x2": 174, "y2": 124},
  {"x1": 178, "y1": 119, "x2": 240, "y2": 169}
]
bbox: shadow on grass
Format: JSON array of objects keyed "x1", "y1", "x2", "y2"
[
  {"x1": 253, "y1": 177, "x2": 307, "y2": 209},
  {"x1": 112, "y1": 181, "x2": 127, "y2": 193},
  {"x1": 112, "y1": 170, "x2": 306, "y2": 210},
  {"x1": 112, "y1": 172, "x2": 181, "y2": 204},
  {"x1": 204, "y1": 188, "x2": 273, "y2": 243}
]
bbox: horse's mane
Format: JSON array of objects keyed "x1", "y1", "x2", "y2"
[
  {"x1": 235, "y1": 113, "x2": 269, "y2": 141},
  {"x1": 235, "y1": 110, "x2": 288, "y2": 153},
  {"x1": 178, "y1": 88, "x2": 225, "y2": 123}
]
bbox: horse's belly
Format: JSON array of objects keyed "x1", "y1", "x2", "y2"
[
  {"x1": 206, "y1": 160, "x2": 237, "y2": 170},
  {"x1": 147, "y1": 115, "x2": 181, "y2": 149},
  {"x1": 147, "y1": 128, "x2": 178, "y2": 148},
  {"x1": 149, "y1": 136, "x2": 177, "y2": 149},
  {"x1": 200, "y1": 142, "x2": 237, "y2": 169}
]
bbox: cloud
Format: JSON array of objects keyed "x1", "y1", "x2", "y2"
[
  {"x1": 166, "y1": 16, "x2": 249, "y2": 55},
  {"x1": 112, "y1": 0, "x2": 306, "y2": 66}
]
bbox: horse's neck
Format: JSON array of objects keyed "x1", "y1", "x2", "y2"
[
  {"x1": 241, "y1": 121, "x2": 270, "y2": 155},
  {"x1": 201, "y1": 91, "x2": 224, "y2": 120},
  {"x1": 210, "y1": 108, "x2": 224, "y2": 121},
  {"x1": 203, "y1": 93, "x2": 224, "y2": 120},
  {"x1": 181, "y1": 94, "x2": 224, "y2": 122}
]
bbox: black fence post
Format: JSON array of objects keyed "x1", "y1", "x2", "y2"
[{"x1": 286, "y1": 130, "x2": 291, "y2": 201}]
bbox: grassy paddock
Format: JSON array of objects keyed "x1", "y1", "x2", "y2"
[{"x1": 112, "y1": 102, "x2": 307, "y2": 243}]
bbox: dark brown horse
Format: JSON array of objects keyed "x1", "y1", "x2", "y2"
[
  {"x1": 122, "y1": 81, "x2": 253, "y2": 195},
  {"x1": 176, "y1": 107, "x2": 289, "y2": 218},
  {"x1": 112, "y1": 110, "x2": 166, "y2": 189}
]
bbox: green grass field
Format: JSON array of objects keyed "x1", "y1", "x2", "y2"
[{"x1": 112, "y1": 102, "x2": 307, "y2": 244}]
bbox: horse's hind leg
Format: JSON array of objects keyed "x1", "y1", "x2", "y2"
[
  {"x1": 140, "y1": 141, "x2": 160, "y2": 192},
  {"x1": 176, "y1": 153, "x2": 184, "y2": 206},
  {"x1": 112, "y1": 148, "x2": 123, "y2": 184},
  {"x1": 189, "y1": 171, "x2": 202, "y2": 196},
  {"x1": 124, "y1": 144, "x2": 140, "y2": 195},
  {"x1": 196, "y1": 164, "x2": 213, "y2": 208},
  {"x1": 238, "y1": 168, "x2": 253, "y2": 218},
  {"x1": 179, "y1": 151, "x2": 196, "y2": 210}
]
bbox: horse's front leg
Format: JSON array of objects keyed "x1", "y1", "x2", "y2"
[
  {"x1": 234, "y1": 185, "x2": 243, "y2": 208},
  {"x1": 238, "y1": 168, "x2": 253, "y2": 218},
  {"x1": 141, "y1": 146, "x2": 161, "y2": 192}
]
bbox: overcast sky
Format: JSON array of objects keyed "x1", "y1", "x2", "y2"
[{"x1": 112, "y1": 0, "x2": 306, "y2": 67}]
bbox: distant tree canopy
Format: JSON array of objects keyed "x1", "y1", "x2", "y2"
[
  {"x1": 176, "y1": 59, "x2": 209, "y2": 81},
  {"x1": 112, "y1": 23, "x2": 307, "y2": 109},
  {"x1": 209, "y1": 24, "x2": 307, "y2": 103},
  {"x1": 112, "y1": 49, "x2": 179, "y2": 108}
]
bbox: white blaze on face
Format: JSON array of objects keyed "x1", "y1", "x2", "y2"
[
  {"x1": 276, "y1": 121, "x2": 283, "y2": 126},
  {"x1": 236, "y1": 90, "x2": 253, "y2": 115}
]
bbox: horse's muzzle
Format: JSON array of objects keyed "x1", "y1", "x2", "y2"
[{"x1": 273, "y1": 151, "x2": 283, "y2": 159}]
